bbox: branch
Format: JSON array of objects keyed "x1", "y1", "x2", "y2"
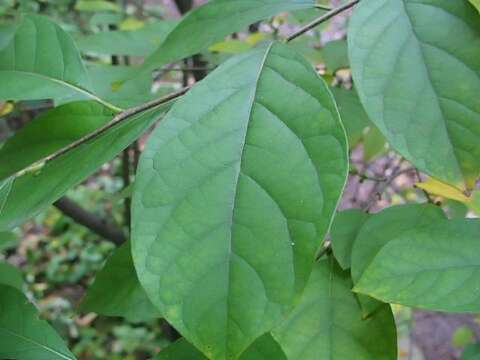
[
  {"x1": 54, "y1": 197, "x2": 126, "y2": 245},
  {"x1": 15, "y1": 87, "x2": 190, "y2": 178},
  {"x1": 286, "y1": 0, "x2": 360, "y2": 42}
]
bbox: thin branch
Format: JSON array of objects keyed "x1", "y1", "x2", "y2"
[
  {"x1": 54, "y1": 197, "x2": 126, "y2": 245},
  {"x1": 286, "y1": 0, "x2": 360, "y2": 42},
  {"x1": 15, "y1": 87, "x2": 190, "y2": 178},
  {"x1": 315, "y1": 4, "x2": 332, "y2": 11}
]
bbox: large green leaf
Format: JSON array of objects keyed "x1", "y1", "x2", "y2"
[
  {"x1": 348, "y1": 0, "x2": 480, "y2": 190},
  {"x1": 350, "y1": 204, "x2": 445, "y2": 315},
  {"x1": 0, "y1": 284, "x2": 75, "y2": 360},
  {"x1": 463, "y1": 343, "x2": 480, "y2": 360},
  {"x1": 355, "y1": 219, "x2": 480, "y2": 312},
  {"x1": 0, "y1": 102, "x2": 114, "y2": 181},
  {"x1": 0, "y1": 15, "x2": 109, "y2": 106},
  {"x1": 155, "y1": 334, "x2": 286, "y2": 360},
  {"x1": 330, "y1": 87, "x2": 371, "y2": 147},
  {"x1": 80, "y1": 242, "x2": 161, "y2": 321},
  {"x1": 0, "y1": 102, "x2": 173, "y2": 231},
  {"x1": 132, "y1": 42, "x2": 348, "y2": 359},
  {"x1": 139, "y1": 0, "x2": 316, "y2": 74},
  {"x1": 0, "y1": 261, "x2": 23, "y2": 291},
  {"x1": 272, "y1": 258, "x2": 397, "y2": 360},
  {"x1": 76, "y1": 21, "x2": 177, "y2": 57},
  {"x1": 330, "y1": 208, "x2": 369, "y2": 270}
]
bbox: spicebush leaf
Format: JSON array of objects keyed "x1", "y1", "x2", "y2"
[
  {"x1": 0, "y1": 15, "x2": 100, "y2": 105},
  {"x1": 155, "y1": 334, "x2": 286, "y2": 360},
  {"x1": 80, "y1": 242, "x2": 161, "y2": 322},
  {"x1": 138, "y1": 0, "x2": 316, "y2": 74},
  {"x1": 0, "y1": 231, "x2": 17, "y2": 252},
  {"x1": 0, "y1": 261, "x2": 23, "y2": 291},
  {"x1": 351, "y1": 204, "x2": 446, "y2": 315},
  {"x1": 355, "y1": 219, "x2": 480, "y2": 312},
  {"x1": 463, "y1": 343, "x2": 480, "y2": 360},
  {"x1": 0, "y1": 102, "x2": 114, "y2": 181},
  {"x1": 0, "y1": 102, "x2": 173, "y2": 231},
  {"x1": 87, "y1": 64, "x2": 156, "y2": 108},
  {"x1": 323, "y1": 39, "x2": 349, "y2": 72},
  {"x1": 132, "y1": 42, "x2": 348, "y2": 360},
  {"x1": 272, "y1": 258, "x2": 397, "y2": 360},
  {"x1": 77, "y1": 21, "x2": 177, "y2": 57},
  {"x1": 348, "y1": 0, "x2": 480, "y2": 190},
  {"x1": 0, "y1": 284, "x2": 75, "y2": 360},
  {"x1": 330, "y1": 209, "x2": 369, "y2": 270},
  {"x1": 330, "y1": 87, "x2": 371, "y2": 147}
]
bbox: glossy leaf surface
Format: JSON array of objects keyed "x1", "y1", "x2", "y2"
[
  {"x1": 355, "y1": 219, "x2": 480, "y2": 312},
  {"x1": 80, "y1": 242, "x2": 160, "y2": 322},
  {"x1": 0, "y1": 285, "x2": 75, "y2": 360},
  {"x1": 273, "y1": 259, "x2": 397, "y2": 360},
  {"x1": 349, "y1": 0, "x2": 480, "y2": 190},
  {"x1": 132, "y1": 42, "x2": 348, "y2": 359}
]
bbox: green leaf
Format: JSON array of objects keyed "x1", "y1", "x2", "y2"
[
  {"x1": 330, "y1": 209, "x2": 369, "y2": 270},
  {"x1": 323, "y1": 39, "x2": 349, "y2": 72},
  {"x1": 0, "y1": 15, "x2": 107, "y2": 106},
  {"x1": 0, "y1": 102, "x2": 173, "y2": 231},
  {"x1": 80, "y1": 242, "x2": 161, "y2": 322},
  {"x1": 363, "y1": 126, "x2": 386, "y2": 161},
  {"x1": 469, "y1": 0, "x2": 480, "y2": 13},
  {"x1": 0, "y1": 231, "x2": 17, "y2": 252},
  {"x1": 75, "y1": 0, "x2": 121, "y2": 12},
  {"x1": 272, "y1": 258, "x2": 397, "y2": 360},
  {"x1": 348, "y1": 0, "x2": 480, "y2": 190},
  {"x1": 132, "y1": 42, "x2": 348, "y2": 360},
  {"x1": 330, "y1": 87, "x2": 371, "y2": 147},
  {"x1": 0, "y1": 284, "x2": 75, "y2": 360},
  {"x1": 0, "y1": 102, "x2": 114, "y2": 181},
  {"x1": 351, "y1": 204, "x2": 446, "y2": 315},
  {"x1": 87, "y1": 64, "x2": 155, "y2": 108},
  {"x1": 240, "y1": 334, "x2": 286, "y2": 360},
  {"x1": 0, "y1": 261, "x2": 23, "y2": 291},
  {"x1": 463, "y1": 343, "x2": 480, "y2": 360},
  {"x1": 452, "y1": 326, "x2": 475, "y2": 348},
  {"x1": 76, "y1": 21, "x2": 177, "y2": 57},
  {"x1": 154, "y1": 334, "x2": 286, "y2": 360},
  {"x1": 355, "y1": 219, "x2": 480, "y2": 312},
  {"x1": 154, "y1": 338, "x2": 207, "y2": 360},
  {"x1": 139, "y1": 0, "x2": 316, "y2": 74}
]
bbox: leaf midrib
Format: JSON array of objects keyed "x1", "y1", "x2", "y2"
[
  {"x1": 0, "y1": 326, "x2": 73, "y2": 360},
  {"x1": 224, "y1": 42, "x2": 274, "y2": 358}
]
